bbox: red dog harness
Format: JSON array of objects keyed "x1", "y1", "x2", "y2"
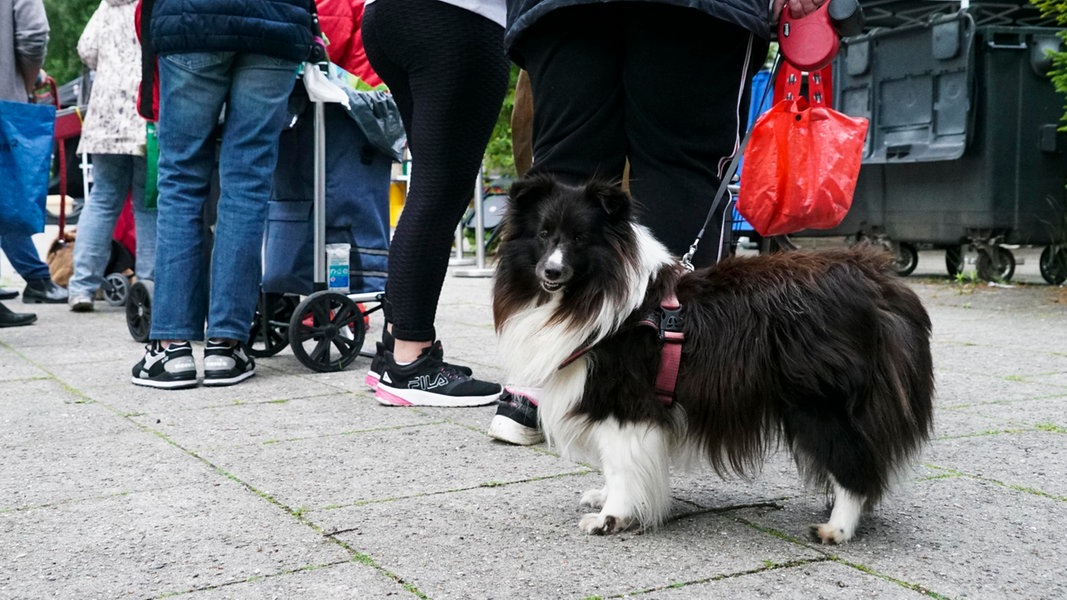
[
  {"x1": 559, "y1": 293, "x2": 685, "y2": 407},
  {"x1": 638, "y1": 293, "x2": 684, "y2": 406}
]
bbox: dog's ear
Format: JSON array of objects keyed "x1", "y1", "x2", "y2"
[
  {"x1": 508, "y1": 173, "x2": 557, "y2": 210},
  {"x1": 585, "y1": 180, "x2": 631, "y2": 221}
]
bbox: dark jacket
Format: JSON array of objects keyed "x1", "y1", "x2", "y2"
[
  {"x1": 505, "y1": 0, "x2": 771, "y2": 54},
  {"x1": 151, "y1": 0, "x2": 315, "y2": 62}
]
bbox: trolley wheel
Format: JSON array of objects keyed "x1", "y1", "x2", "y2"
[
  {"x1": 945, "y1": 246, "x2": 965, "y2": 277},
  {"x1": 1039, "y1": 245, "x2": 1067, "y2": 285},
  {"x1": 247, "y1": 292, "x2": 298, "y2": 358},
  {"x1": 125, "y1": 280, "x2": 153, "y2": 342},
  {"x1": 890, "y1": 242, "x2": 919, "y2": 277},
  {"x1": 976, "y1": 246, "x2": 1015, "y2": 282},
  {"x1": 288, "y1": 290, "x2": 366, "y2": 372},
  {"x1": 103, "y1": 272, "x2": 131, "y2": 306}
]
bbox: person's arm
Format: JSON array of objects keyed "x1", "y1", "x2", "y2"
[
  {"x1": 13, "y1": 0, "x2": 50, "y2": 94},
  {"x1": 77, "y1": 2, "x2": 106, "y2": 71}
]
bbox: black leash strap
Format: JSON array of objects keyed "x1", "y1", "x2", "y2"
[{"x1": 681, "y1": 53, "x2": 782, "y2": 271}]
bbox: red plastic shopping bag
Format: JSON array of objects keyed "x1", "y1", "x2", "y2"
[{"x1": 738, "y1": 97, "x2": 868, "y2": 237}]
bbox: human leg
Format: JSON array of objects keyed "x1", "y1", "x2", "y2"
[
  {"x1": 363, "y1": 0, "x2": 506, "y2": 405},
  {"x1": 128, "y1": 154, "x2": 156, "y2": 282},
  {"x1": 68, "y1": 153, "x2": 134, "y2": 304},
  {"x1": 204, "y1": 52, "x2": 298, "y2": 344},
  {"x1": 622, "y1": 5, "x2": 768, "y2": 266},
  {"x1": 2, "y1": 233, "x2": 67, "y2": 303},
  {"x1": 149, "y1": 52, "x2": 231, "y2": 342},
  {"x1": 515, "y1": 4, "x2": 628, "y2": 187}
]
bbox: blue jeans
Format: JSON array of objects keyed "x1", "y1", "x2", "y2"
[
  {"x1": 151, "y1": 52, "x2": 299, "y2": 342},
  {"x1": 0, "y1": 234, "x2": 51, "y2": 281},
  {"x1": 68, "y1": 154, "x2": 156, "y2": 298}
]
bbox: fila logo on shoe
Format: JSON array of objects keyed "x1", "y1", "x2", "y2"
[{"x1": 409, "y1": 373, "x2": 449, "y2": 390}]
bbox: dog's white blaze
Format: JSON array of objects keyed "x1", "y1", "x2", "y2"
[{"x1": 545, "y1": 247, "x2": 565, "y2": 272}]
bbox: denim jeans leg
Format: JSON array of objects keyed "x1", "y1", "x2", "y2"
[
  {"x1": 68, "y1": 154, "x2": 132, "y2": 298},
  {"x1": 127, "y1": 155, "x2": 157, "y2": 281},
  {"x1": 206, "y1": 54, "x2": 299, "y2": 342},
  {"x1": 150, "y1": 52, "x2": 232, "y2": 342},
  {"x1": 0, "y1": 234, "x2": 51, "y2": 281}
]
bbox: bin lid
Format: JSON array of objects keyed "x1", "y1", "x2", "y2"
[
  {"x1": 835, "y1": 12, "x2": 976, "y2": 163},
  {"x1": 858, "y1": 0, "x2": 1057, "y2": 29}
]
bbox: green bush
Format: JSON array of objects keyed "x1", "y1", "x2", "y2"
[
  {"x1": 1031, "y1": 0, "x2": 1067, "y2": 130},
  {"x1": 42, "y1": 0, "x2": 97, "y2": 85}
]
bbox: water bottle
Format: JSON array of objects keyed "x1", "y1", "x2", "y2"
[{"x1": 326, "y1": 243, "x2": 350, "y2": 294}]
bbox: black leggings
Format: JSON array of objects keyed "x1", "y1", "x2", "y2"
[{"x1": 363, "y1": 0, "x2": 509, "y2": 342}]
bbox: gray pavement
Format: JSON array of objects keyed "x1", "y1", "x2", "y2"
[{"x1": 2, "y1": 235, "x2": 1066, "y2": 599}]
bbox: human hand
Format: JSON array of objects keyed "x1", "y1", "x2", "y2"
[{"x1": 772, "y1": 0, "x2": 826, "y2": 23}]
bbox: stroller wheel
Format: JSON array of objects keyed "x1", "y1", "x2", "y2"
[
  {"x1": 126, "y1": 280, "x2": 153, "y2": 342},
  {"x1": 248, "y1": 292, "x2": 298, "y2": 358},
  {"x1": 103, "y1": 272, "x2": 131, "y2": 306},
  {"x1": 288, "y1": 290, "x2": 365, "y2": 372}
]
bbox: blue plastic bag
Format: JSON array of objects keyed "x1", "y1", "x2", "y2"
[{"x1": 0, "y1": 100, "x2": 56, "y2": 236}]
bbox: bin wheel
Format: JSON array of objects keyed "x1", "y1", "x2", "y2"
[
  {"x1": 890, "y1": 242, "x2": 919, "y2": 277},
  {"x1": 248, "y1": 293, "x2": 298, "y2": 358},
  {"x1": 976, "y1": 246, "x2": 1015, "y2": 282},
  {"x1": 125, "y1": 280, "x2": 153, "y2": 342},
  {"x1": 1039, "y1": 246, "x2": 1067, "y2": 285},
  {"x1": 288, "y1": 290, "x2": 365, "y2": 372},
  {"x1": 945, "y1": 246, "x2": 965, "y2": 277},
  {"x1": 103, "y1": 272, "x2": 131, "y2": 306}
]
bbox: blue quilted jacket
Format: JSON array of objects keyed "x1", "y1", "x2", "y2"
[
  {"x1": 506, "y1": 0, "x2": 771, "y2": 53},
  {"x1": 151, "y1": 0, "x2": 315, "y2": 62}
]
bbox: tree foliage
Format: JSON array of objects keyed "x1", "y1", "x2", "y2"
[
  {"x1": 43, "y1": 0, "x2": 98, "y2": 84},
  {"x1": 1031, "y1": 0, "x2": 1067, "y2": 130}
]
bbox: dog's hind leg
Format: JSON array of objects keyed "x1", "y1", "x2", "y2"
[
  {"x1": 788, "y1": 408, "x2": 882, "y2": 544},
  {"x1": 813, "y1": 476, "x2": 865, "y2": 544},
  {"x1": 578, "y1": 419, "x2": 671, "y2": 535}
]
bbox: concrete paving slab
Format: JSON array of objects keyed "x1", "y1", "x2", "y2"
[
  {"x1": 127, "y1": 394, "x2": 439, "y2": 452},
  {"x1": 0, "y1": 379, "x2": 131, "y2": 446},
  {"x1": 928, "y1": 431, "x2": 1067, "y2": 499},
  {"x1": 0, "y1": 481, "x2": 350, "y2": 599},
  {"x1": 735, "y1": 477, "x2": 1067, "y2": 600},
  {"x1": 175, "y1": 561, "x2": 411, "y2": 599},
  {"x1": 200, "y1": 422, "x2": 589, "y2": 513},
  {"x1": 327, "y1": 475, "x2": 825, "y2": 599},
  {"x1": 649, "y1": 560, "x2": 931, "y2": 599}
]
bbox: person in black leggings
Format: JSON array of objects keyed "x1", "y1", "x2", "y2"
[{"x1": 361, "y1": 0, "x2": 508, "y2": 407}]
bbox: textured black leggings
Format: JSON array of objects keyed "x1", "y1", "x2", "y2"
[{"x1": 362, "y1": 0, "x2": 509, "y2": 342}]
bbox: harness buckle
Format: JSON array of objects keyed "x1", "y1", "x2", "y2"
[{"x1": 658, "y1": 306, "x2": 684, "y2": 342}]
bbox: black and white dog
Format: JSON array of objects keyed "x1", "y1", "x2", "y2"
[{"x1": 492, "y1": 174, "x2": 934, "y2": 543}]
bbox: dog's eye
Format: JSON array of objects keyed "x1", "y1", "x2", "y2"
[
  {"x1": 537, "y1": 230, "x2": 549, "y2": 240},
  {"x1": 574, "y1": 234, "x2": 585, "y2": 244}
]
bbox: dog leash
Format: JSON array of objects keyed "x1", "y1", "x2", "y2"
[{"x1": 680, "y1": 52, "x2": 783, "y2": 271}]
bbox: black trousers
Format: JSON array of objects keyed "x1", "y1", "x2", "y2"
[
  {"x1": 363, "y1": 0, "x2": 509, "y2": 341},
  {"x1": 514, "y1": 4, "x2": 768, "y2": 266}
]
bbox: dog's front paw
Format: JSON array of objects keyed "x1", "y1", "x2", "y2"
[
  {"x1": 811, "y1": 523, "x2": 852, "y2": 545},
  {"x1": 580, "y1": 488, "x2": 607, "y2": 509},
  {"x1": 579, "y1": 512, "x2": 631, "y2": 535}
]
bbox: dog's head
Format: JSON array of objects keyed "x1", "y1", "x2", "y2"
[{"x1": 494, "y1": 174, "x2": 636, "y2": 299}]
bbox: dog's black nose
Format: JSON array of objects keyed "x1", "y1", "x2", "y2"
[{"x1": 543, "y1": 267, "x2": 563, "y2": 281}]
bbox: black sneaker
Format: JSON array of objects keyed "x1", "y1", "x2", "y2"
[
  {"x1": 365, "y1": 341, "x2": 388, "y2": 389},
  {"x1": 203, "y1": 339, "x2": 256, "y2": 387},
  {"x1": 375, "y1": 341, "x2": 500, "y2": 407},
  {"x1": 131, "y1": 341, "x2": 198, "y2": 389},
  {"x1": 487, "y1": 388, "x2": 544, "y2": 445},
  {"x1": 364, "y1": 331, "x2": 472, "y2": 389}
]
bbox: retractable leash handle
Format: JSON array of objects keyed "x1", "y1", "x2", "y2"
[
  {"x1": 778, "y1": 0, "x2": 864, "y2": 71},
  {"x1": 679, "y1": 0, "x2": 863, "y2": 270}
]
